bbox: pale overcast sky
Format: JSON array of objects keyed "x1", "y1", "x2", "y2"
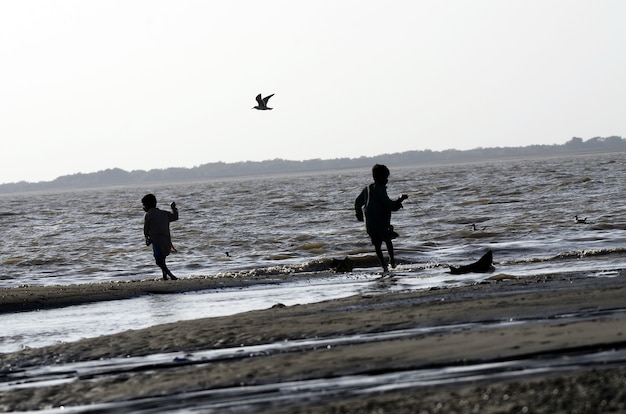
[{"x1": 1, "y1": 1, "x2": 624, "y2": 184}]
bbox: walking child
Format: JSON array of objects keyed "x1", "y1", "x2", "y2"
[
  {"x1": 355, "y1": 164, "x2": 408, "y2": 273},
  {"x1": 142, "y1": 193, "x2": 179, "y2": 280}
]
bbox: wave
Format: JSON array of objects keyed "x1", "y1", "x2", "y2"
[
  {"x1": 590, "y1": 223, "x2": 626, "y2": 230},
  {"x1": 553, "y1": 248, "x2": 626, "y2": 260},
  {"x1": 499, "y1": 247, "x2": 626, "y2": 265},
  {"x1": 5, "y1": 257, "x2": 70, "y2": 267}
]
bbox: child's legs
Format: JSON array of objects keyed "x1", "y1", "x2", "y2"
[
  {"x1": 155, "y1": 257, "x2": 168, "y2": 277},
  {"x1": 153, "y1": 243, "x2": 175, "y2": 279},
  {"x1": 156, "y1": 257, "x2": 178, "y2": 279},
  {"x1": 385, "y1": 239, "x2": 396, "y2": 267},
  {"x1": 372, "y1": 238, "x2": 387, "y2": 271}
]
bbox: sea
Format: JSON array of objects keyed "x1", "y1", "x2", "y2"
[
  {"x1": 1, "y1": 152, "x2": 626, "y2": 352},
  {"x1": 3, "y1": 152, "x2": 626, "y2": 286}
]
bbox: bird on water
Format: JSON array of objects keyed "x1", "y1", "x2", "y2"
[{"x1": 253, "y1": 93, "x2": 274, "y2": 110}]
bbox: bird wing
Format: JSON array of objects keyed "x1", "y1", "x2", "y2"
[
  {"x1": 255, "y1": 94, "x2": 263, "y2": 106},
  {"x1": 262, "y1": 94, "x2": 274, "y2": 104}
]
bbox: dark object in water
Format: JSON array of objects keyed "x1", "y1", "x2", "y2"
[
  {"x1": 449, "y1": 250, "x2": 495, "y2": 275},
  {"x1": 330, "y1": 257, "x2": 355, "y2": 273}
]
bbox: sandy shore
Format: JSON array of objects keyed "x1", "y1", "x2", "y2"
[{"x1": 1, "y1": 274, "x2": 626, "y2": 412}]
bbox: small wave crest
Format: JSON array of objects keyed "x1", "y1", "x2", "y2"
[
  {"x1": 553, "y1": 247, "x2": 626, "y2": 260},
  {"x1": 6, "y1": 257, "x2": 69, "y2": 267},
  {"x1": 501, "y1": 247, "x2": 626, "y2": 265},
  {"x1": 213, "y1": 254, "x2": 390, "y2": 279},
  {"x1": 298, "y1": 242, "x2": 328, "y2": 254}
]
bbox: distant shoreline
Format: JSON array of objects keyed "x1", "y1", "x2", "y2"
[{"x1": 1, "y1": 136, "x2": 624, "y2": 193}]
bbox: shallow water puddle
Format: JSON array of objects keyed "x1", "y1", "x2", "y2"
[
  {"x1": 0, "y1": 271, "x2": 491, "y2": 353},
  {"x1": 0, "y1": 274, "x2": 380, "y2": 353},
  {"x1": 3, "y1": 308, "x2": 625, "y2": 393}
]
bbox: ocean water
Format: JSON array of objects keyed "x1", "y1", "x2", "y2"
[{"x1": 2, "y1": 152, "x2": 626, "y2": 288}]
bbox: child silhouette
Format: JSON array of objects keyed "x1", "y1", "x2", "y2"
[{"x1": 355, "y1": 164, "x2": 408, "y2": 273}]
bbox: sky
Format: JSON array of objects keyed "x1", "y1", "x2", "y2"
[{"x1": 1, "y1": 1, "x2": 624, "y2": 184}]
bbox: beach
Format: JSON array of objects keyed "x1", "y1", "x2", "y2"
[{"x1": 1, "y1": 273, "x2": 626, "y2": 412}]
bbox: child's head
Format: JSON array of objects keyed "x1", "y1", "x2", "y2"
[
  {"x1": 372, "y1": 164, "x2": 390, "y2": 184},
  {"x1": 142, "y1": 193, "x2": 157, "y2": 211}
]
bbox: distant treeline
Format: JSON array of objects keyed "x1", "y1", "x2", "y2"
[{"x1": 2, "y1": 136, "x2": 625, "y2": 193}]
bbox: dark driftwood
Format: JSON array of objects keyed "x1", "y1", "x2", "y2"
[
  {"x1": 330, "y1": 257, "x2": 356, "y2": 273},
  {"x1": 449, "y1": 250, "x2": 495, "y2": 274}
]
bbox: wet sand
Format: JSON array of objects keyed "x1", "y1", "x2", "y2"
[
  {"x1": 1, "y1": 274, "x2": 626, "y2": 412},
  {"x1": 0, "y1": 274, "x2": 302, "y2": 313}
]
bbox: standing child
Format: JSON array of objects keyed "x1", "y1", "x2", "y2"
[
  {"x1": 355, "y1": 164, "x2": 408, "y2": 273},
  {"x1": 142, "y1": 193, "x2": 179, "y2": 280}
]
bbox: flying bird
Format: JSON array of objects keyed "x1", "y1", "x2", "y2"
[{"x1": 253, "y1": 93, "x2": 274, "y2": 110}]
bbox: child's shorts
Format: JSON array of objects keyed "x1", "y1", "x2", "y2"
[{"x1": 152, "y1": 243, "x2": 165, "y2": 260}]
